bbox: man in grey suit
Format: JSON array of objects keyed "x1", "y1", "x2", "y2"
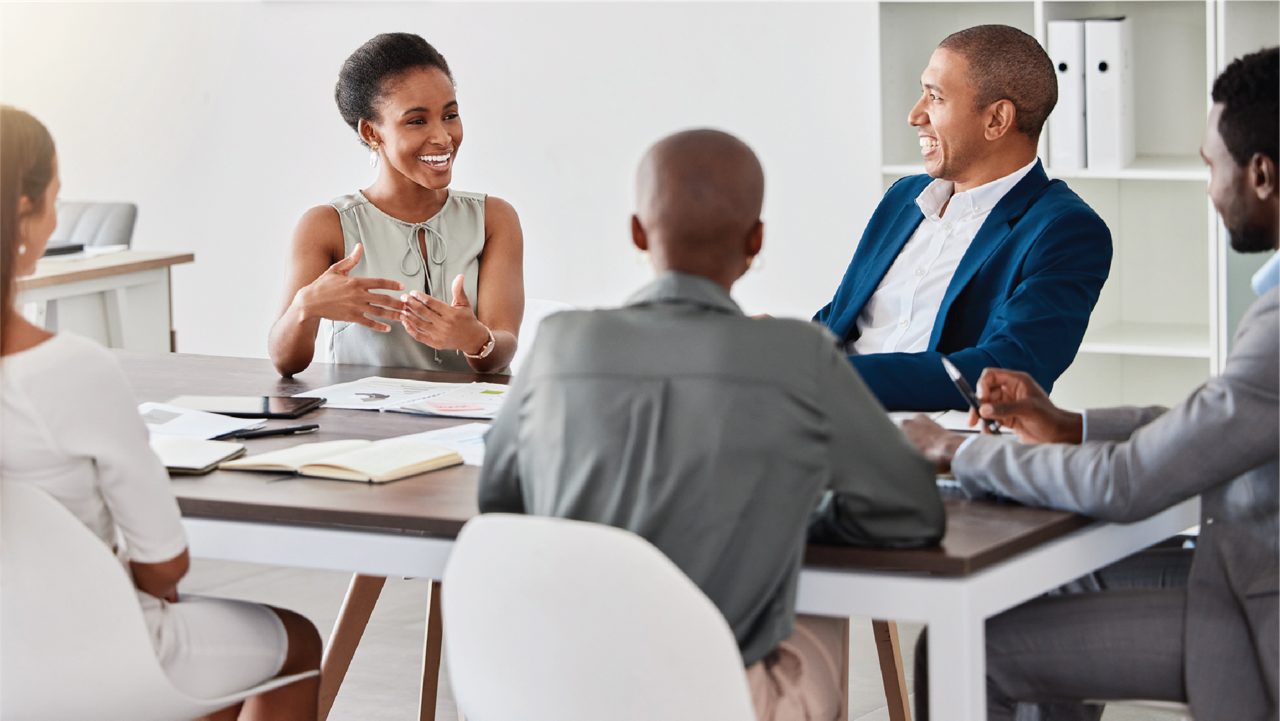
[
  {"x1": 903, "y1": 47, "x2": 1279, "y2": 721},
  {"x1": 480, "y1": 128, "x2": 944, "y2": 719}
]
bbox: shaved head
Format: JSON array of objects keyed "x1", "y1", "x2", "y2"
[{"x1": 633, "y1": 129, "x2": 764, "y2": 287}]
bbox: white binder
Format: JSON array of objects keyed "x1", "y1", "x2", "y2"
[
  {"x1": 1047, "y1": 20, "x2": 1087, "y2": 170},
  {"x1": 1084, "y1": 17, "x2": 1135, "y2": 169}
]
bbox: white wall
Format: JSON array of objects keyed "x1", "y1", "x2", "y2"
[{"x1": 0, "y1": 1, "x2": 882, "y2": 358}]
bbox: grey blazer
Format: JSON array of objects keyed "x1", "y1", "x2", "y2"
[{"x1": 954, "y1": 289, "x2": 1279, "y2": 720}]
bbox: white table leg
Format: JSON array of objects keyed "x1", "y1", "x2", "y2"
[
  {"x1": 104, "y1": 288, "x2": 127, "y2": 348},
  {"x1": 928, "y1": 608, "x2": 986, "y2": 720}
]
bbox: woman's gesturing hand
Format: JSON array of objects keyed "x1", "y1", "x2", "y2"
[
  {"x1": 399, "y1": 274, "x2": 491, "y2": 353},
  {"x1": 294, "y1": 243, "x2": 405, "y2": 332}
]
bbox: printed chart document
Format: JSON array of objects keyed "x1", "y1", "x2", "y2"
[
  {"x1": 391, "y1": 385, "x2": 507, "y2": 420},
  {"x1": 295, "y1": 377, "x2": 509, "y2": 420},
  {"x1": 220, "y1": 434, "x2": 463, "y2": 483},
  {"x1": 139, "y1": 402, "x2": 262, "y2": 440}
]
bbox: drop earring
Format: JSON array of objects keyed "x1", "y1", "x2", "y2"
[
  {"x1": 368, "y1": 141, "x2": 380, "y2": 168},
  {"x1": 17, "y1": 243, "x2": 27, "y2": 256}
]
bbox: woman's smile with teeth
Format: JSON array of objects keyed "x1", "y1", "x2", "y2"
[{"x1": 419, "y1": 152, "x2": 452, "y2": 167}]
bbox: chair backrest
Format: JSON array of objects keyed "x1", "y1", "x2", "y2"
[
  {"x1": 50, "y1": 201, "x2": 137, "y2": 248},
  {"x1": 442, "y1": 514, "x2": 757, "y2": 721},
  {"x1": 509, "y1": 297, "x2": 573, "y2": 375},
  {"x1": 0, "y1": 482, "x2": 309, "y2": 720}
]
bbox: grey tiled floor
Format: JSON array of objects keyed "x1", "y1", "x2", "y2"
[{"x1": 184, "y1": 559, "x2": 1183, "y2": 721}]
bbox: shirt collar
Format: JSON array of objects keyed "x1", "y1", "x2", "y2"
[
  {"x1": 1252, "y1": 251, "x2": 1280, "y2": 296},
  {"x1": 625, "y1": 271, "x2": 744, "y2": 316},
  {"x1": 915, "y1": 157, "x2": 1039, "y2": 221}
]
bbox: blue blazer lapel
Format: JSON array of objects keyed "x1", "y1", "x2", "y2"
[
  {"x1": 831, "y1": 201, "x2": 924, "y2": 340},
  {"x1": 929, "y1": 161, "x2": 1054, "y2": 348}
]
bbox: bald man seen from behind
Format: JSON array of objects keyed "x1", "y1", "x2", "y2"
[{"x1": 479, "y1": 129, "x2": 945, "y2": 720}]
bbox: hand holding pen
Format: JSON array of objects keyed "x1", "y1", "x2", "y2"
[
  {"x1": 940, "y1": 357, "x2": 1001, "y2": 434},
  {"x1": 969, "y1": 368, "x2": 1084, "y2": 444}
]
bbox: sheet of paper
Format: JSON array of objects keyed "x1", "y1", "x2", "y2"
[
  {"x1": 888, "y1": 411, "x2": 942, "y2": 425},
  {"x1": 139, "y1": 402, "x2": 261, "y2": 440},
  {"x1": 392, "y1": 383, "x2": 509, "y2": 420},
  {"x1": 39, "y1": 244, "x2": 129, "y2": 262},
  {"x1": 294, "y1": 376, "x2": 456, "y2": 411},
  {"x1": 935, "y1": 409, "x2": 1007, "y2": 434},
  {"x1": 401, "y1": 423, "x2": 490, "y2": 466}
]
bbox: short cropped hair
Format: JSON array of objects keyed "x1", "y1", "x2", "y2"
[
  {"x1": 335, "y1": 33, "x2": 454, "y2": 147},
  {"x1": 1211, "y1": 47, "x2": 1279, "y2": 167},
  {"x1": 938, "y1": 25, "x2": 1058, "y2": 140}
]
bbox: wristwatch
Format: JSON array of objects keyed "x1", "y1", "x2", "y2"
[{"x1": 464, "y1": 326, "x2": 496, "y2": 360}]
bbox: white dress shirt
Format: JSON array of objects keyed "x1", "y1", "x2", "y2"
[{"x1": 850, "y1": 159, "x2": 1039, "y2": 355}]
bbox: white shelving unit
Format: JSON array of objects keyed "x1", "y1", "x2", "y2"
[{"x1": 877, "y1": 0, "x2": 1278, "y2": 409}]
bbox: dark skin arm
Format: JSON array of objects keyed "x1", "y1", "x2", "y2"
[
  {"x1": 903, "y1": 367, "x2": 1084, "y2": 472},
  {"x1": 268, "y1": 206, "x2": 406, "y2": 376},
  {"x1": 129, "y1": 548, "x2": 190, "y2": 603}
]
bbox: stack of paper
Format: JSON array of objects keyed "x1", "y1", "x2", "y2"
[
  {"x1": 139, "y1": 402, "x2": 262, "y2": 439},
  {"x1": 294, "y1": 377, "x2": 509, "y2": 420}
]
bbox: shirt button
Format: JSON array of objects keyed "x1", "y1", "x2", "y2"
[
  {"x1": 915, "y1": 268, "x2": 927, "y2": 277},
  {"x1": 1205, "y1": 517, "x2": 1215, "y2": 525},
  {"x1": 898, "y1": 320, "x2": 909, "y2": 328}
]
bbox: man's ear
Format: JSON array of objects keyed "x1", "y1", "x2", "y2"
[
  {"x1": 631, "y1": 215, "x2": 649, "y2": 252},
  {"x1": 984, "y1": 99, "x2": 1017, "y2": 141},
  {"x1": 1248, "y1": 152, "x2": 1278, "y2": 201},
  {"x1": 745, "y1": 219, "x2": 764, "y2": 259}
]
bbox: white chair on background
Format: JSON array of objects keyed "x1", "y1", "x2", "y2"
[
  {"x1": 50, "y1": 200, "x2": 137, "y2": 248},
  {"x1": 442, "y1": 513, "x2": 757, "y2": 721},
  {"x1": 0, "y1": 482, "x2": 317, "y2": 721},
  {"x1": 509, "y1": 297, "x2": 573, "y2": 375}
]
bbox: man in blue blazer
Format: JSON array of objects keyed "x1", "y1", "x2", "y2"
[{"x1": 815, "y1": 25, "x2": 1111, "y2": 410}]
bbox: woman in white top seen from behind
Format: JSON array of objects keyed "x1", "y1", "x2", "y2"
[{"x1": 0, "y1": 105, "x2": 322, "y2": 721}]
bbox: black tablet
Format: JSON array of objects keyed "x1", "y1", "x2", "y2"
[{"x1": 165, "y1": 395, "x2": 325, "y2": 419}]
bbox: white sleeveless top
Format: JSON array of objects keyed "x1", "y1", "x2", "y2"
[{"x1": 328, "y1": 189, "x2": 506, "y2": 374}]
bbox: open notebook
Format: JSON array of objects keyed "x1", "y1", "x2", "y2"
[{"x1": 219, "y1": 436, "x2": 462, "y2": 483}]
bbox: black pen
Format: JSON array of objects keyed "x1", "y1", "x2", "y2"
[
  {"x1": 219, "y1": 424, "x2": 320, "y2": 440},
  {"x1": 940, "y1": 357, "x2": 1001, "y2": 434}
]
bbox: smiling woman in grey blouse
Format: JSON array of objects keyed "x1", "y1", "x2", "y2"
[{"x1": 269, "y1": 33, "x2": 525, "y2": 377}]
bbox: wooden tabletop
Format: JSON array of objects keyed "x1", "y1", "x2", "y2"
[
  {"x1": 19, "y1": 250, "x2": 195, "y2": 290},
  {"x1": 118, "y1": 352, "x2": 1091, "y2": 576}
]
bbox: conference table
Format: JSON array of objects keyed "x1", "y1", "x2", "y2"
[{"x1": 120, "y1": 352, "x2": 1199, "y2": 721}]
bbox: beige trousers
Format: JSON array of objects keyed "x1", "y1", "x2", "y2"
[{"x1": 746, "y1": 615, "x2": 847, "y2": 721}]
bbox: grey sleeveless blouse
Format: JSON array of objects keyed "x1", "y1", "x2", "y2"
[{"x1": 328, "y1": 189, "x2": 505, "y2": 374}]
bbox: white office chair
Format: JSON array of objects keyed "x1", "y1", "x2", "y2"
[
  {"x1": 0, "y1": 482, "x2": 317, "y2": 721},
  {"x1": 509, "y1": 297, "x2": 573, "y2": 375},
  {"x1": 443, "y1": 514, "x2": 758, "y2": 721},
  {"x1": 50, "y1": 200, "x2": 137, "y2": 248}
]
